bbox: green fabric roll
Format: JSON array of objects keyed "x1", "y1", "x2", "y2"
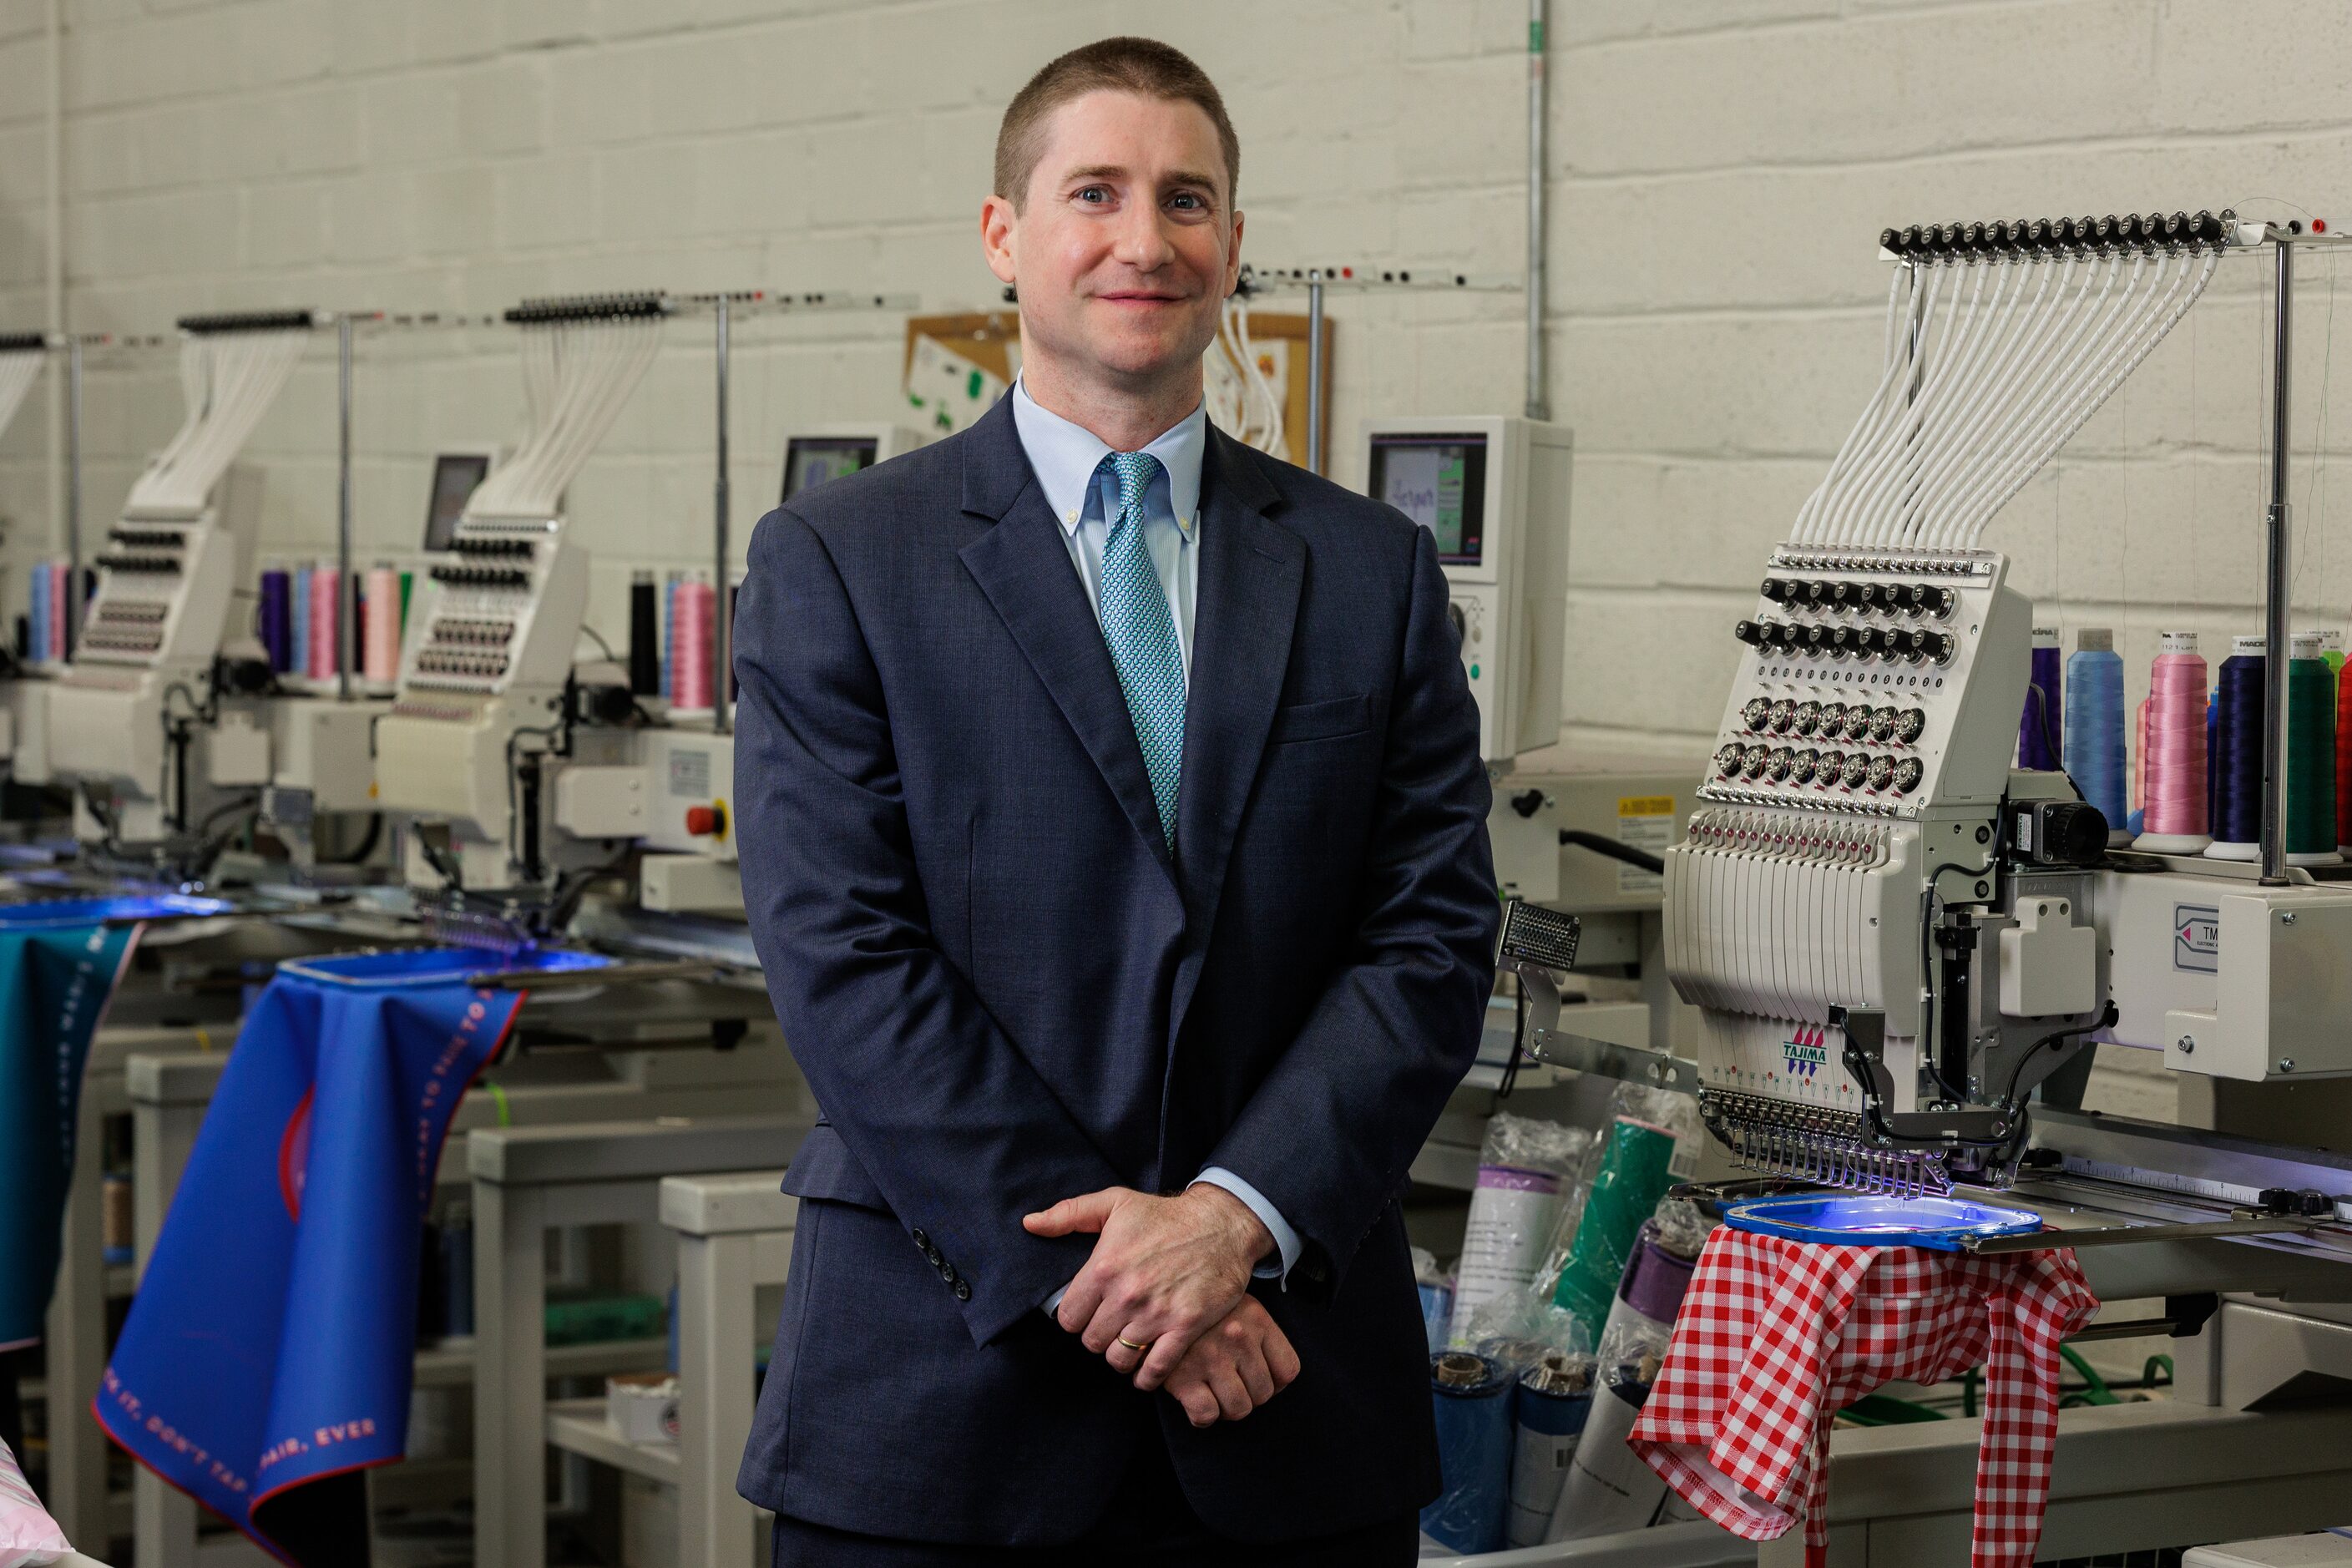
[{"x1": 1550, "y1": 1118, "x2": 1679, "y2": 1333}]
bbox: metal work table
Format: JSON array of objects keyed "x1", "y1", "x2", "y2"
[
  {"x1": 1768, "y1": 1398, "x2": 2352, "y2": 1565},
  {"x1": 120, "y1": 1039, "x2": 804, "y2": 1568},
  {"x1": 469, "y1": 1116, "x2": 811, "y2": 1568},
  {"x1": 538, "y1": 1170, "x2": 796, "y2": 1568}
]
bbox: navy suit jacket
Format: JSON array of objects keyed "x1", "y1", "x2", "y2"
[{"x1": 731, "y1": 395, "x2": 1499, "y2": 1545}]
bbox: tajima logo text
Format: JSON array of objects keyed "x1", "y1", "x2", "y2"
[{"x1": 1783, "y1": 1024, "x2": 1829, "y2": 1079}]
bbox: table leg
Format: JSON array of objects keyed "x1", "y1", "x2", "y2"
[
  {"x1": 474, "y1": 1178, "x2": 547, "y2": 1568},
  {"x1": 131, "y1": 1092, "x2": 207, "y2": 1568},
  {"x1": 679, "y1": 1231, "x2": 759, "y2": 1568}
]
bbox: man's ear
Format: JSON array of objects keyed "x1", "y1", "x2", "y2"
[
  {"x1": 981, "y1": 194, "x2": 1019, "y2": 287},
  {"x1": 1224, "y1": 208, "x2": 1246, "y2": 296}
]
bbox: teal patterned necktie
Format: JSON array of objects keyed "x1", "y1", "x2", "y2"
[{"x1": 1097, "y1": 451, "x2": 1185, "y2": 851}]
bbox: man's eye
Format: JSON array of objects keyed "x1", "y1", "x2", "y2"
[
  {"x1": 1075, "y1": 186, "x2": 1110, "y2": 205},
  {"x1": 1169, "y1": 192, "x2": 1202, "y2": 210}
]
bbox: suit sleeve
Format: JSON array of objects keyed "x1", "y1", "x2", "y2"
[
  {"x1": 731, "y1": 509, "x2": 1130, "y2": 1346},
  {"x1": 1203, "y1": 523, "x2": 1500, "y2": 1297}
]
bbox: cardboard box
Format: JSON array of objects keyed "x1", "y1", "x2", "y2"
[{"x1": 606, "y1": 1372, "x2": 679, "y2": 1445}]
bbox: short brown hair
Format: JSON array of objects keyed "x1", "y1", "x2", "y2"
[{"x1": 994, "y1": 37, "x2": 1240, "y2": 210}]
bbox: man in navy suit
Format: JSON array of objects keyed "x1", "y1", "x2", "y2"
[{"x1": 733, "y1": 35, "x2": 1499, "y2": 1565}]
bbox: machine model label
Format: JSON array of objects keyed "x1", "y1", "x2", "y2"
[
  {"x1": 1782, "y1": 1024, "x2": 1830, "y2": 1080},
  {"x1": 1616, "y1": 796, "x2": 1675, "y2": 894},
  {"x1": 668, "y1": 749, "x2": 711, "y2": 798},
  {"x1": 2173, "y1": 904, "x2": 2221, "y2": 974}
]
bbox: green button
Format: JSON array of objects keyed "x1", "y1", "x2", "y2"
[{"x1": 1469, "y1": 664, "x2": 1480, "y2": 679}]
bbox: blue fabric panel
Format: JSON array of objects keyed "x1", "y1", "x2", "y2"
[{"x1": 98, "y1": 969, "x2": 521, "y2": 1565}]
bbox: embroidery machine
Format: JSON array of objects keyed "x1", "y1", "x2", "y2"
[{"x1": 1491, "y1": 213, "x2": 2352, "y2": 1562}]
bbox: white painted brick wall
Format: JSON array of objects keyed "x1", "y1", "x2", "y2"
[{"x1": 0, "y1": 0, "x2": 2345, "y2": 746}]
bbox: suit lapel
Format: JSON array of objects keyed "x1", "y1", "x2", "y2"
[
  {"x1": 957, "y1": 402, "x2": 1178, "y2": 878},
  {"x1": 1171, "y1": 431, "x2": 1302, "y2": 954}
]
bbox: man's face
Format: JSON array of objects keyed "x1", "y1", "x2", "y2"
[{"x1": 983, "y1": 89, "x2": 1243, "y2": 392}]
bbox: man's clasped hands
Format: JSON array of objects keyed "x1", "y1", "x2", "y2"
[{"x1": 1023, "y1": 1185, "x2": 1301, "y2": 1428}]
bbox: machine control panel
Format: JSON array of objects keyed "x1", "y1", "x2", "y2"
[
  {"x1": 76, "y1": 512, "x2": 243, "y2": 671},
  {"x1": 1698, "y1": 549, "x2": 2028, "y2": 818},
  {"x1": 401, "y1": 527, "x2": 581, "y2": 699},
  {"x1": 1360, "y1": 417, "x2": 1571, "y2": 766}
]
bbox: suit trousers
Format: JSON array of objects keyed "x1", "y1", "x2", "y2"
[{"x1": 769, "y1": 1396, "x2": 1417, "y2": 1567}]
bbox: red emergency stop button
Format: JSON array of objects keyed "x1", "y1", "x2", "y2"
[{"x1": 685, "y1": 804, "x2": 725, "y2": 837}]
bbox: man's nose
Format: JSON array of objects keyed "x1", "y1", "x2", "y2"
[{"x1": 1110, "y1": 202, "x2": 1177, "y2": 271}]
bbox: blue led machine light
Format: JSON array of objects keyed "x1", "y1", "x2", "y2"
[{"x1": 1724, "y1": 1193, "x2": 2044, "y2": 1252}]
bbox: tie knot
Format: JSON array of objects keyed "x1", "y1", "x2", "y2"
[{"x1": 1103, "y1": 450, "x2": 1161, "y2": 521}]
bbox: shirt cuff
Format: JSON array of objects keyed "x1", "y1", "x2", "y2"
[
  {"x1": 1043, "y1": 1284, "x2": 1068, "y2": 1318},
  {"x1": 1192, "y1": 1167, "x2": 1302, "y2": 1285}
]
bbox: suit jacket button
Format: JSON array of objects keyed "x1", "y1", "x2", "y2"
[
  {"x1": 953, "y1": 1280, "x2": 972, "y2": 1302},
  {"x1": 911, "y1": 1229, "x2": 930, "y2": 1249},
  {"x1": 942, "y1": 1264, "x2": 959, "y2": 1285}
]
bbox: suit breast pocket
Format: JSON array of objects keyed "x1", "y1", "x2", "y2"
[{"x1": 1269, "y1": 692, "x2": 1372, "y2": 746}]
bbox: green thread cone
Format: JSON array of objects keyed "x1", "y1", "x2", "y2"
[{"x1": 2289, "y1": 646, "x2": 2337, "y2": 856}]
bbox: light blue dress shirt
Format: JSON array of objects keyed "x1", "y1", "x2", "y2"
[{"x1": 1009, "y1": 380, "x2": 1304, "y2": 1298}]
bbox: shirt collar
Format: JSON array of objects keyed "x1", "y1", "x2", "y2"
[{"x1": 1010, "y1": 377, "x2": 1205, "y2": 539}]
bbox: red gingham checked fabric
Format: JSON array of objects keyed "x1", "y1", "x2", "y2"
[{"x1": 1626, "y1": 1227, "x2": 2097, "y2": 1568}]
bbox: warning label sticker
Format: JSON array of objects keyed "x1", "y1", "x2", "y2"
[{"x1": 1616, "y1": 796, "x2": 1676, "y2": 894}]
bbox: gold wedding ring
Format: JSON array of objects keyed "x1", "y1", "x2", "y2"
[{"x1": 1116, "y1": 1335, "x2": 1151, "y2": 1352}]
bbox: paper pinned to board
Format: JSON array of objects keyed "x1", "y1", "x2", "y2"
[{"x1": 905, "y1": 334, "x2": 1009, "y2": 437}]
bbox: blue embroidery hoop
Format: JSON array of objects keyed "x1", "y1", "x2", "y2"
[
  {"x1": 0, "y1": 893, "x2": 233, "y2": 929},
  {"x1": 278, "y1": 947, "x2": 614, "y2": 989},
  {"x1": 1723, "y1": 1192, "x2": 2044, "y2": 1252}
]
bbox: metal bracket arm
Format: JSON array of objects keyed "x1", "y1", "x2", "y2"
[
  {"x1": 1833, "y1": 1005, "x2": 2018, "y2": 1146},
  {"x1": 1963, "y1": 1216, "x2": 2319, "y2": 1255},
  {"x1": 1497, "y1": 898, "x2": 1700, "y2": 1094}
]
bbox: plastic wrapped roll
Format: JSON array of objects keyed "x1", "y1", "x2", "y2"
[
  {"x1": 1546, "y1": 1357, "x2": 1667, "y2": 1541},
  {"x1": 1605, "y1": 1227, "x2": 1700, "y2": 1340},
  {"x1": 1506, "y1": 1351, "x2": 1594, "y2": 1547},
  {"x1": 1550, "y1": 1116, "x2": 1680, "y2": 1333},
  {"x1": 1420, "y1": 1351, "x2": 1512, "y2": 1555},
  {"x1": 1547, "y1": 1211, "x2": 1702, "y2": 1543},
  {"x1": 1446, "y1": 1112, "x2": 1591, "y2": 1347}
]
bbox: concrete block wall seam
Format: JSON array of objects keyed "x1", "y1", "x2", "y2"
[{"x1": 5, "y1": 0, "x2": 2350, "y2": 749}]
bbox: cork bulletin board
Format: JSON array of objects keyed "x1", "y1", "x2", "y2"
[{"x1": 903, "y1": 308, "x2": 1333, "y2": 470}]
